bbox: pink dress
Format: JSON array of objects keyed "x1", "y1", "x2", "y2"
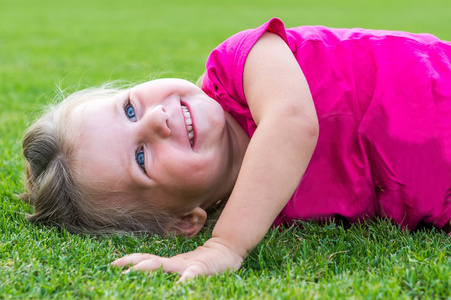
[{"x1": 201, "y1": 18, "x2": 451, "y2": 230}]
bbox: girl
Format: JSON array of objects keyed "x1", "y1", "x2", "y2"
[{"x1": 22, "y1": 18, "x2": 451, "y2": 281}]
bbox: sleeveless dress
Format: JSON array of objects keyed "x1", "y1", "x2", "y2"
[{"x1": 201, "y1": 18, "x2": 451, "y2": 230}]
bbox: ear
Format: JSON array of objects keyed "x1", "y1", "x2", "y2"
[{"x1": 174, "y1": 207, "x2": 207, "y2": 238}]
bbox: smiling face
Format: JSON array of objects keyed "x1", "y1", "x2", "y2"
[{"x1": 71, "y1": 79, "x2": 246, "y2": 217}]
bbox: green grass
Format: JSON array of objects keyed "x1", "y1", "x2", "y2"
[{"x1": 1, "y1": 0, "x2": 451, "y2": 298}]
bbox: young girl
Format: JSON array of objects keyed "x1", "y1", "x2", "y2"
[{"x1": 22, "y1": 18, "x2": 451, "y2": 281}]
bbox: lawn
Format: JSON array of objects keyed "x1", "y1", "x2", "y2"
[{"x1": 1, "y1": 0, "x2": 451, "y2": 298}]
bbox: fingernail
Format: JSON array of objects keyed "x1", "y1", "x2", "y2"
[{"x1": 122, "y1": 269, "x2": 130, "y2": 275}]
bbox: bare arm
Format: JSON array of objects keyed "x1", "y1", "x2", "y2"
[
  {"x1": 112, "y1": 32, "x2": 318, "y2": 280},
  {"x1": 210, "y1": 32, "x2": 318, "y2": 258}
]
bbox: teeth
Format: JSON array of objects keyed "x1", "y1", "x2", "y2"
[{"x1": 181, "y1": 104, "x2": 195, "y2": 146}]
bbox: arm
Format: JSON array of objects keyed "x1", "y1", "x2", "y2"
[
  {"x1": 112, "y1": 32, "x2": 318, "y2": 280},
  {"x1": 210, "y1": 31, "x2": 318, "y2": 257}
]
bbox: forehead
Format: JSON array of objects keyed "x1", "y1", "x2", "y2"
[{"x1": 71, "y1": 96, "x2": 136, "y2": 191}]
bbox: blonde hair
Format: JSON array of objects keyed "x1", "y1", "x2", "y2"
[{"x1": 21, "y1": 86, "x2": 174, "y2": 236}]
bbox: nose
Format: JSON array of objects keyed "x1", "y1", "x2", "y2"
[{"x1": 138, "y1": 105, "x2": 171, "y2": 140}]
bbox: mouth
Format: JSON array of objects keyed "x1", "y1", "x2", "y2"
[{"x1": 181, "y1": 104, "x2": 195, "y2": 147}]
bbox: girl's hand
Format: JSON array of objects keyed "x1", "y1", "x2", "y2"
[
  {"x1": 112, "y1": 31, "x2": 317, "y2": 282},
  {"x1": 111, "y1": 238, "x2": 244, "y2": 282}
]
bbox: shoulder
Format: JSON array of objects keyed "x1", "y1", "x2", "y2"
[
  {"x1": 201, "y1": 18, "x2": 291, "y2": 104},
  {"x1": 243, "y1": 31, "x2": 316, "y2": 126}
]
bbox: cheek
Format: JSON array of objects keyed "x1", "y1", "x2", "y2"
[
  {"x1": 153, "y1": 154, "x2": 219, "y2": 190},
  {"x1": 206, "y1": 100, "x2": 226, "y2": 121}
]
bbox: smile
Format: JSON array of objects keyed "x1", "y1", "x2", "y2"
[{"x1": 181, "y1": 104, "x2": 195, "y2": 147}]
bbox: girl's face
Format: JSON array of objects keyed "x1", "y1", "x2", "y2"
[{"x1": 72, "y1": 79, "x2": 242, "y2": 215}]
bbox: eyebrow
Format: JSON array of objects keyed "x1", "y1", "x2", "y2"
[
  {"x1": 114, "y1": 95, "x2": 151, "y2": 186},
  {"x1": 111, "y1": 96, "x2": 137, "y2": 188},
  {"x1": 114, "y1": 96, "x2": 121, "y2": 120}
]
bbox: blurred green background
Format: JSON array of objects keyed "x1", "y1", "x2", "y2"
[
  {"x1": 1, "y1": 0, "x2": 451, "y2": 298},
  {"x1": 2, "y1": 0, "x2": 451, "y2": 144}
]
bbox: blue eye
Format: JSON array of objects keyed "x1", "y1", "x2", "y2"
[
  {"x1": 124, "y1": 101, "x2": 137, "y2": 121},
  {"x1": 136, "y1": 150, "x2": 145, "y2": 172}
]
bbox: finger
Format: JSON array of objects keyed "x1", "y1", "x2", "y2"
[
  {"x1": 128, "y1": 257, "x2": 170, "y2": 272},
  {"x1": 111, "y1": 253, "x2": 158, "y2": 267},
  {"x1": 125, "y1": 256, "x2": 191, "y2": 275},
  {"x1": 179, "y1": 264, "x2": 206, "y2": 283}
]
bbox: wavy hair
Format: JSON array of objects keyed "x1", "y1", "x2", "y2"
[{"x1": 21, "y1": 86, "x2": 174, "y2": 236}]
